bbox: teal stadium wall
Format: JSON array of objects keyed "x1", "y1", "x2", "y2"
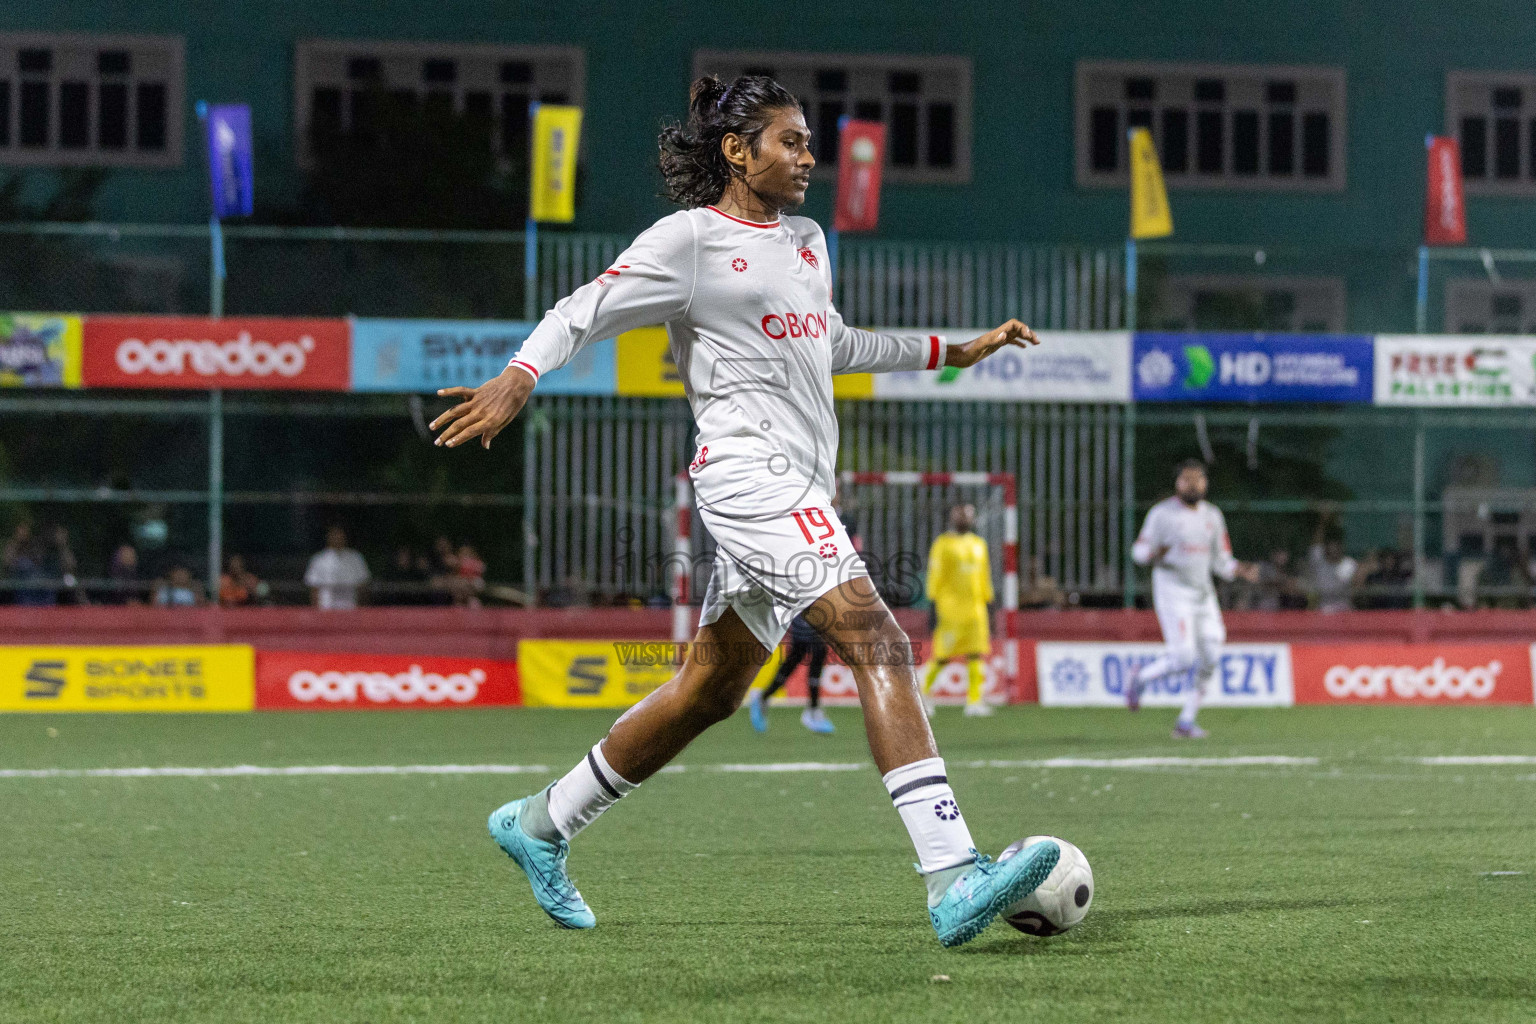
[{"x1": 3, "y1": 0, "x2": 1536, "y2": 328}]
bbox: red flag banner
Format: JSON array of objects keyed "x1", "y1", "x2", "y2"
[
  {"x1": 1425, "y1": 136, "x2": 1466, "y2": 246},
  {"x1": 833, "y1": 120, "x2": 885, "y2": 233}
]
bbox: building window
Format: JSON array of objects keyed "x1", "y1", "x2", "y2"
[
  {"x1": 1153, "y1": 276, "x2": 1346, "y2": 333},
  {"x1": 1444, "y1": 279, "x2": 1536, "y2": 333},
  {"x1": 1076, "y1": 61, "x2": 1345, "y2": 192},
  {"x1": 0, "y1": 33, "x2": 183, "y2": 167},
  {"x1": 693, "y1": 50, "x2": 971, "y2": 184},
  {"x1": 293, "y1": 40, "x2": 584, "y2": 168},
  {"x1": 1445, "y1": 71, "x2": 1536, "y2": 196}
]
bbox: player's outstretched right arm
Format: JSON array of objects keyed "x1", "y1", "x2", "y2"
[{"x1": 431, "y1": 213, "x2": 696, "y2": 449}]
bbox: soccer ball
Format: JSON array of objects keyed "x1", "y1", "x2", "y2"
[{"x1": 998, "y1": 835, "x2": 1094, "y2": 936}]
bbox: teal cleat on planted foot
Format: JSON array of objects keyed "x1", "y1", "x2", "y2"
[
  {"x1": 488, "y1": 797, "x2": 596, "y2": 929},
  {"x1": 928, "y1": 840, "x2": 1059, "y2": 948}
]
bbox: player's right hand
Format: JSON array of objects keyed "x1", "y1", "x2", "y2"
[{"x1": 431, "y1": 365, "x2": 535, "y2": 450}]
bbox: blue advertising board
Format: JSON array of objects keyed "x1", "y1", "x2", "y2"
[
  {"x1": 350, "y1": 319, "x2": 616, "y2": 394},
  {"x1": 1132, "y1": 333, "x2": 1374, "y2": 403},
  {"x1": 203, "y1": 104, "x2": 254, "y2": 219}
]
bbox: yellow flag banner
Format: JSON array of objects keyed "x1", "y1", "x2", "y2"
[
  {"x1": 1128, "y1": 127, "x2": 1173, "y2": 240},
  {"x1": 529, "y1": 105, "x2": 583, "y2": 223}
]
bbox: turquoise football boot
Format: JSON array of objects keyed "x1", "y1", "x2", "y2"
[
  {"x1": 487, "y1": 797, "x2": 596, "y2": 929},
  {"x1": 928, "y1": 840, "x2": 1060, "y2": 948}
]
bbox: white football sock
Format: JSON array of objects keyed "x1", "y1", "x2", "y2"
[
  {"x1": 546, "y1": 742, "x2": 639, "y2": 839},
  {"x1": 883, "y1": 757, "x2": 976, "y2": 881},
  {"x1": 1177, "y1": 672, "x2": 1210, "y2": 727}
]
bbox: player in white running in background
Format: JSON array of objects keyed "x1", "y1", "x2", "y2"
[
  {"x1": 1127, "y1": 460, "x2": 1259, "y2": 739},
  {"x1": 430, "y1": 74, "x2": 1060, "y2": 947}
]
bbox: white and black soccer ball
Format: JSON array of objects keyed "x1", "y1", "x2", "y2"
[{"x1": 998, "y1": 835, "x2": 1094, "y2": 936}]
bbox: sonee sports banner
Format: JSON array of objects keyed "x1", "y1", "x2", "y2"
[{"x1": 0, "y1": 645, "x2": 254, "y2": 712}]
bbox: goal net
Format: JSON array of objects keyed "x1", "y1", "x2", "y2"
[{"x1": 669, "y1": 471, "x2": 1019, "y2": 706}]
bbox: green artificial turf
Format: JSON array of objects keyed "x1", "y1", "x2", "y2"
[{"x1": 2, "y1": 706, "x2": 1534, "y2": 1023}]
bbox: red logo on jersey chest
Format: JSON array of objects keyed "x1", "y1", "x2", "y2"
[
  {"x1": 798, "y1": 247, "x2": 818, "y2": 269},
  {"x1": 732, "y1": 258, "x2": 747, "y2": 272}
]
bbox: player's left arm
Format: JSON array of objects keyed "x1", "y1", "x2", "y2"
[
  {"x1": 1213, "y1": 509, "x2": 1260, "y2": 583},
  {"x1": 827, "y1": 315, "x2": 1040, "y2": 375}
]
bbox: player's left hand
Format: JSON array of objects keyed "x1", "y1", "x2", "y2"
[
  {"x1": 945, "y1": 319, "x2": 1039, "y2": 369},
  {"x1": 1236, "y1": 562, "x2": 1262, "y2": 583}
]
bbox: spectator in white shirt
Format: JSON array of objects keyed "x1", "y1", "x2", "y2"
[
  {"x1": 1307, "y1": 511, "x2": 1358, "y2": 613},
  {"x1": 304, "y1": 526, "x2": 370, "y2": 610}
]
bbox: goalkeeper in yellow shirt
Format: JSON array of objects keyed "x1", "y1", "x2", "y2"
[{"x1": 921, "y1": 503, "x2": 995, "y2": 717}]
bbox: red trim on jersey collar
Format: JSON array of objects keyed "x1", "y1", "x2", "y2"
[
  {"x1": 706, "y1": 206, "x2": 780, "y2": 228},
  {"x1": 926, "y1": 335, "x2": 943, "y2": 371}
]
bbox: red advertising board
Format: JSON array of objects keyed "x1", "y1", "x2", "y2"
[
  {"x1": 1424, "y1": 136, "x2": 1467, "y2": 246},
  {"x1": 83, "y1": 316, "x2": 350, "y2": 390},
  {"x1": 1291, "y1": 644, "x2": 1533, "y2": 705},
  {"x1": 833, "y1": 119, "x2": 886, "y2": 233},
  {"x1": 256, "y1": 651, "x2": 520, "y2": 709}
]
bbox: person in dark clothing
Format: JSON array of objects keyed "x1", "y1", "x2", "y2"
[{"x1": 748, "y1": 613, "x2": 834, "y2": 733}]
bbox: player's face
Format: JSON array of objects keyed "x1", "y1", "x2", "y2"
[
  {"x1": 1175, "y1": 468, "x2": 1207, "y2": 505},
  {"x1": 739, "y1": 107, "x2": 814, "y2": 211}
]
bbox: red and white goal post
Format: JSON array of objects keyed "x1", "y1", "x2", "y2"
[{"x1": 670, "y1": 471, "x2": 1021, "y2": 704}]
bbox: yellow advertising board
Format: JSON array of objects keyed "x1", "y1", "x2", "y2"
[
  {"x1": 517, "y1": 639, "x2": 687, "y2": 708},
  {"x1": 0, "y1": 645, "x2": 254, "y2": 712},
  {"x1": 613, "y1": 327, "x2": 873, "y2": 399}
]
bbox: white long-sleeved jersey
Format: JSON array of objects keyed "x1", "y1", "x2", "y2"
[
  {"x1": 509, "y1": 206, "x2": 945, "y2": 511},
  {"x1": 1132, "y1": 496, "x2": 1238, "y2": 601}
]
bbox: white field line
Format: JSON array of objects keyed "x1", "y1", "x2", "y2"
[
  {"x1": 964, "y1": 756, "x2": 1318, "y2": 768},
  {"x1": 0, "y1": 756, "x2": 1319, "y2": 779},
  {"x1": 1413, "y1": 755, "x2": 1536, "y2": 765},
  {"x1": 6, "y1": 754, "x2": 1536, "y2": 781}
]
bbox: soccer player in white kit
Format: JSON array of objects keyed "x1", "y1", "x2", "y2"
[
  {"x1": 431, "y1": 75, "x2": 1061, "y2": 947},
  {"x1": 1127, "y1": 460, "x2": 1259, "y2": 738}
]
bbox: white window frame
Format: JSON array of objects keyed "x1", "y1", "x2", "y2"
[
  {"x1": 293, "y1": 39, "x2": 585, "y2": 170},
  {"x1": 0, "y1": 32, "x2": 184, "y2": 168},
  {"x1": 1445, "y1": 70, "x2": 1536, "y2": 197},
  {"x1": 1154, "y1": 275, "x2": 1346, "y2": 333},
  {"x1": 692, "y1": 50, "x2": 972, "y2": 184},
  {"x1": 1076, "y1": 60, "x2": 1346, "y2": 192}
]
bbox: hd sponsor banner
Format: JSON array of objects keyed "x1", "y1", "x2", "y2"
[
  {"x1": 1291, "y1": 643, "x2": 1534, "y2": 705},
  {"x1": 350, "y1": 319, "x2": 615, "y2": 394},
  {"x1": 1374, "y1": 335, "x2": 1536, "y2": 406},
  {"x1": 0, "y1": 313, "x2": 82, "y2": 388},
  {"x1": 255, "y1": 651, "x2": 520, "y2": 709},
  {"x1": 82, "y1": 316, "x2": 350, "y2": 390},
  {"x1": 1037, "y1": 642, "x2": 1293, "y2": 708},
  {"x1": 0, "y1": 645, "x2": 253, "y2": 712},
  {"x1": 877, "y1": 331, "x2": 1130, "y2": 403},
  {"x1": 1134, "y1": 333, "x2": 1374, "y2": 403},
  {"x1": 518, "y1": 639, "x2": 681, "y2": 708}
]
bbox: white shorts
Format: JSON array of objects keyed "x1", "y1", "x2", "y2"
[
  {"x1": 1153, "y1": 585, "x2": 1226, "y2": 675},
  {"x1": 698, "y1": 503, "x2": 869, "y2": 650}
]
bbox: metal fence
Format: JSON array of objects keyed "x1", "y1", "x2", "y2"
[{"x1": 0, "y1": 221, "x2": 1123, "y2": 330}]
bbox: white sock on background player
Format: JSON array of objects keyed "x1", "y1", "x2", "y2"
[
  {"x1": 883, "y1": 757, "x2": 976, "y2": 903},
  {"x1": 545, "y1": 742, "x2": 639, "y2": 839},
  {"x1": 1177, "y1": 676, "x2": 1207, "y2": 728}
]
